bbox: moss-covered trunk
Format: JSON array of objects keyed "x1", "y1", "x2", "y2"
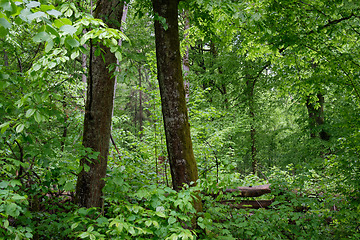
[
  {"x1": 152, "y1": 0, "x2": 202, "y2": 212},
  {"x1": 75, "y1": 0, "x2": 124, "y2": 208}
]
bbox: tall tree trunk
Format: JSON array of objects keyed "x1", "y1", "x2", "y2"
[
  {"x1": 138, "y1": 65, "x2": 143, "y2": 138},
  {"x1": 306, "y1": 93, "x2": 330, "y2": 140},
  {"x1": 152, "y1": 0, "x2": 202, "y2": 212},
  {"x1": 246, "y1": 77, "x2": 257, "y2": 175},
  {"x1": 75, "y1": 0, "x2": 124, "y2": 208}
]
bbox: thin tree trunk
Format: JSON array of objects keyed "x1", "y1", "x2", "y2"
[
  {"x1": 75, "y1": 0, "x2": 124, "y2": 208},
  {"x1": 138, "y1": 65, "x2": 143, "y2": 138},
  {"x1": 152, "y1": 0, "x2": 202, "y2": 212},
  {"x1": 246, "y1": 78, "x2": 257, "y2": 175}
]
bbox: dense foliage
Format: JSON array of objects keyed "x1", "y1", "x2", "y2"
[{"x1": 1, "y1": 0, "x2": 359, "y2": 239}]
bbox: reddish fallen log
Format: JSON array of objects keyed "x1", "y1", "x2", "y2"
[{"x1": 224, "y1": 184, "x2": 271, "y2": 197}]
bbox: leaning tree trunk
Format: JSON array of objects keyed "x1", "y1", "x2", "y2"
[
  {"x1": 75, "y1": 0, "x2": 124, "y2": 208},
  {"x1": 152, "y1": 0, "x2": 202, "y2": 212}
]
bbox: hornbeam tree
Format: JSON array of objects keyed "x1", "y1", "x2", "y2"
[{"x1": 152, "y1": 0, "x2": 202, "y2": 212}]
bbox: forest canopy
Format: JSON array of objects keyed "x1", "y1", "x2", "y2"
[{"x1": 1, "y1": 0, "x2": 360, "y2": 239}]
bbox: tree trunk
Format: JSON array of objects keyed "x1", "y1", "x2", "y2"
[
  {"x1": 306, "y1": 93, "x2": 330, "y2": 140},
  {"x1": 152, "y1": 0, "x2": 202, "y2": 212},
  {"x1": 246, "y1": 76, "x2": 257, "y2": 175},
  {"x1": 75, "y1": 0, "x2": 124, "y2": 208}
]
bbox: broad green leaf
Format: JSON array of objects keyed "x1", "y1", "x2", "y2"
[
  {"x1": 26, "y1": 1, "x2": 40, "y2": 9},
  {"x1": 33, "y1": 31, "x2": 51, "y2": 42},
  {"x1": 27, "y1": 11, "x2": 46, "y2": 21},
  {"x1": 25, "y1": 109, "x2": 36, "y2": 118},
  {"x1": 115, "y1": 51, "x2": 122, "y2": 61},
  {"x1": 40, "y1": 4, "x2": 54, "y2": 12},
  {"x1": 0, "y1": 26, "x2": 8, "y2": 37},
  {"x1": 53, "y1": 18, "x2": 72, "y2": 28},
  {"x1": 60, "y1": 24, "x2": 76, "y2": 35},
  {"x1": 0, "y1": 17, "x2": 11, "y2": 29},
  {"x1": 45, "y1": 38, "x2": 54, "y2": 53},
  {"x1": 5, "y1": 203, "x2": 19, "y2": 217},
  {"x1": 47, "y1": 9, "x2": 61, "y2": 18},
  {"x1": 66, "y1": 37, "x2": 79, "y2": 47}
]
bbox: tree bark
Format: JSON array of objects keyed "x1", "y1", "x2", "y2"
[
  {"x1": 75, "y1": 0, "x2": 124, "y2": 208},
  {"x1": 152, "y1": 0, "x2": 202, "y2": 212}
]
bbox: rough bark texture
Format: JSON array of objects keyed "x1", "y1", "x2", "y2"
[
  {"x1": 152, "y1": 0, "x2": 201, "y2": 212},
  {"x1": 75, "y1": 0, "x2": 124, "y2": 208}
]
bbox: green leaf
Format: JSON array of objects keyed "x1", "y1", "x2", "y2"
[
  {"x1": 4, "y1": 219, "x2": 9, "y2": 228},
  {"x1": 0, "y1": 25, "x2": 8, "y2": 37},
  {"x1": 71, "y1": 50, "x2": 79, "y2": 60},
  {"x1": 45, "y1": 38, "x2": 54, "y2": 53},
  {"x1": 71, "y1": 222, "x2": 79, "y2": 229},
  {"x1": 26, "y1": 1, "x2": 40, "y2": 9},
  {"x1": 5, "y1": 203, "x2": 19, "y2": 217},
  {"x1": 78, "y1": 232, "x2": 89, "y2": 239},
  {"x1": 40, "y1": 4, "x2": 54, "y2": 12},
  {"x1": 0, "y1": 17, "x2": 11, "y2": 29},
  {"x1": 26, "y1": 109, "x2": 36, "y2": 118},
  {"x1": 115, "y1": 51, "x2": 122, "y2": 61},
  {"x1": 0, "y1": 121, "x2": 10, "y2": 134},
  {"x1": 53, "y1": 18, "x2": 72, "y2": 28},
  {"x1": 66, "y1": 37, "x2": 79, "y2": 47},
  {"x1": 16, "y1": 124, "x2": 24, "y2": 133},
  {"x1": 27, "y1": 11, "x2": 46, "y2": 21},
  {"x1": 60, "y1": 24, "x2": 76, "y2": 35},
  {"x1": 168, "y1": 216, "x2": 176, "y2": 225},
  {"x1": 47, "y1": 9, "x2": 61, "y2": 18},
  {"x1": 33, "y1": 31, "x2": 51, "y2": 43},
  {"x1": 34, "y1": 111, "x2": 44, "y2": 123}
]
